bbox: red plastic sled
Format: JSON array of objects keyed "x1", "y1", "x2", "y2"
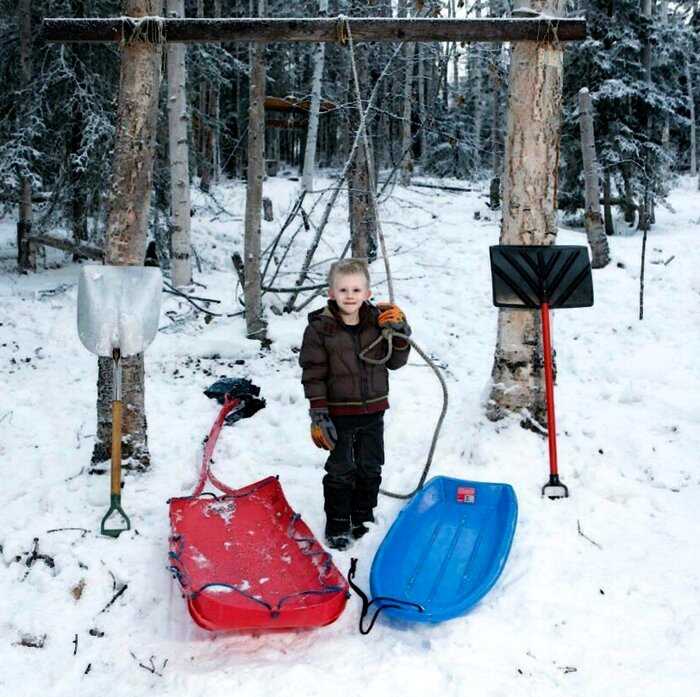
[{"x1": 168, "y1": 396, "x2": 348, "y2": 632}]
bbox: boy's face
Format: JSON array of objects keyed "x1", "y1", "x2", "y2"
[{"x1": 329, "y1": 272, "x2": 371, "y2": 317}]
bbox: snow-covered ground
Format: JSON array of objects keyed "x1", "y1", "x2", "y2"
[{"x1": 1, "y1": 175, "x2": 699, "y2": 697}]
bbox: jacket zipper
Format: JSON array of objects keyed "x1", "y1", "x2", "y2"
[{"x1": 351, "y1": 331, "x2": 369, "y2": 412}]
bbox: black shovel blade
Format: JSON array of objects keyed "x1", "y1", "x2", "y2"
[
  {"x1": 224, "y1": 396, "x2": 266, "y2": 425},
  {"x1": 204, "y1": 377, "x2": 261, "y2": 404},
  {"x1": 489, "y1": 245, "x2": 594, "y2": 309}
]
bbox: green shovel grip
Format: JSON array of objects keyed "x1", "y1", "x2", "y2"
[{"x1": 101, "y1": 493, "x2": 131, "y2": 538}]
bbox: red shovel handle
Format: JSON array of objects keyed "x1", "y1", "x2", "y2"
[
  {"x1": 541, "y1": 303, "x2": 558, "y2": 476},
  {"x1": 540, "y1": 303, "x2": 569, "y2": 499}
]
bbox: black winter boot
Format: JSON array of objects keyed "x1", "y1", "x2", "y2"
[
  {"x1": 351, "y1": 475, "x2": 380, "y2": 540},
  {"x1": 350, "y1": 513, "x2": 374, "y2": 540},
  {"x1": 325, "y1": 513, "x2": 352, "y2": 550},
  {"x1": 323, "y1": 482, "x2": 352, "y2": 551}
]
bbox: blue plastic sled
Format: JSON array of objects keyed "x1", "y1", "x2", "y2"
[{"x1": 351, "y1": 476, "x2": 517, "y2": 629}]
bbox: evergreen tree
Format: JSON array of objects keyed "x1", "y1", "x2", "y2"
[
  {"x1": 0, "y1": 1, "x2": 121, "y2": 247},
  {"x1": 560, "y1": 0, "x2": 691, "y2": 225}
]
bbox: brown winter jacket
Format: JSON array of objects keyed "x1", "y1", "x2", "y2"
[{"x1": 299, "y1": 300, "x2": 411, "y2": 417}]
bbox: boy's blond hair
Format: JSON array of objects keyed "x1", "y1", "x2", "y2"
[{"x1": 327, "y1": 258, "x2": 371, "y2": 288}]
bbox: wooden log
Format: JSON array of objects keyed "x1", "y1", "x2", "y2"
[
  {"x1": 410, "y1": 181, "x2": 474, "y2": 192},
  {"x1": 42, "y1": 17, "x2": 586, "y2": 44},
  {"x1": 28, "y1": 234, "x2": 104, "y2": 260}
]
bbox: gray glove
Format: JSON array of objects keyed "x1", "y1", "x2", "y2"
[{"x1": 309, "y1": 408, "x2": 337, "y2": 450}]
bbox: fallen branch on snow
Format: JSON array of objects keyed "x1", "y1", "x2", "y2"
[{"x1": 577, "y1": 519, "x2": 602, "y2": 549}]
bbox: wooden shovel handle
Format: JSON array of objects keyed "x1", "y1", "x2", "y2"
[{"x1": 111, "y1": 400, "x2": 122, "y2": 496}]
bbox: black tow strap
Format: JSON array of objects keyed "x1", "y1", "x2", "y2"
[{"x1": 347, "y1": 558, "x2": 425, "y2": 635}]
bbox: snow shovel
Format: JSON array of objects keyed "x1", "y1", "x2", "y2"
[
  {"x1": 489, "y1": 246, "x2": 593, "y2": 499},
  {"x1": 77, "y1": 265, "x2": 163, "y2": 536}
]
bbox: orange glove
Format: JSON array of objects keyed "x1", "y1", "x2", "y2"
[
  {"x1": 377, "y1": 303, "x2": 410, "y2": 334},
  {"x1": 310, "y1": 408, "x2": 337, "y2": 450}
]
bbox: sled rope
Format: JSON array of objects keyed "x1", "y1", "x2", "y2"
[
  {"x1": 344, "y1": 18, "x2": 449, "y2": 500},
  {"x1": 347, "y1": 558, "x2": 424, "y2": 634}
]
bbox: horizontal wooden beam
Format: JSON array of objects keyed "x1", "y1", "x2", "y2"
[{"x1": 42, "y1": 17, "x2": 586, "y2": 44}]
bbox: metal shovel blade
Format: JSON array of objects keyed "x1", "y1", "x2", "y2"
[{"x1": 77, "y1": 265, "x2": 163, "y2": 357}]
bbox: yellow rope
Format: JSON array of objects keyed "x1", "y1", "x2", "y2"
[{"x1": 122, "y1": 15, "x2": 165, "y2": 47}]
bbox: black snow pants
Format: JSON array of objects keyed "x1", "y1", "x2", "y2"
[{"x1": 323, "y1": 412, "x2": 385, "y2": 536}]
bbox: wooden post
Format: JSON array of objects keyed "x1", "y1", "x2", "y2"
[{"x1": 578, "y1": 88, "x2": 610, "y2": 268}]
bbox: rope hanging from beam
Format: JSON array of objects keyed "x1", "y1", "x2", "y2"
[{"x1": 342, "y1": 17, "x2": 450, "y2": 502}]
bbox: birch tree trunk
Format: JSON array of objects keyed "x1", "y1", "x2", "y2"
[
  {"x1": 235, "y1": 40, "x2": 243, "y2": 178},
  {"x1": 487, "y1": 0, "x2": 566, "y2": 425},
  {"x1": 489, "y1": 63, "x2": 501, "y2": 209},
  {"x1": 489, "y1": 0, "x2": 503, "y2": 208},
  {"x1": 212, "y1": 0, "x2": 222, "y2": 185},
  {"x1": 603, "y1": 169, "x2": 615, "y2": 236},
  {"x1": 167, "y1": 0, "x2": 192, "y2": 288},
  {"x1": 244, "y1": 0, "x2": 268, "y2": 343},
  {"x1": 417, "y1": 43, "x2": 427, "y2": 171},
  {"x1": 17, "y1": 0, "x2": 36, "y2": 272},
  {"x1": 578, "y1": 88, "x2": 610, "y2": 268},
  {"x1": 471, "y1": 0, "x2": 484, "y2": 174},
  {"x1": 302, "y1": 0, "x2": 329, "y2": 191},
  {"x1": 92, "y1": 0, "x2": 163, "y2": 472},
  {"x1": 686, "y1": 58, "x2": 697, "y2": 178},
  {"x1": 393, "y1": 0, "x2": 408, "y2": 167},
  {"x1": 621, "y1": 164, "x2": 636, "y2": 225}
]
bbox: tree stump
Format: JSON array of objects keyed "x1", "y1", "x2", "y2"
[{"x1": 262, "y1": 196, "x2": 274, "y2": 222}]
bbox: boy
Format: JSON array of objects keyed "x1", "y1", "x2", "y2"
[{"x1": 299, "y1": 259, "x2": 411, "y2": 550}]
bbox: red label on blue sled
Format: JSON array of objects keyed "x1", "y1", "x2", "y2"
[{"x1": 456, "y1": 486, "x2": 476, "y2": 504}]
